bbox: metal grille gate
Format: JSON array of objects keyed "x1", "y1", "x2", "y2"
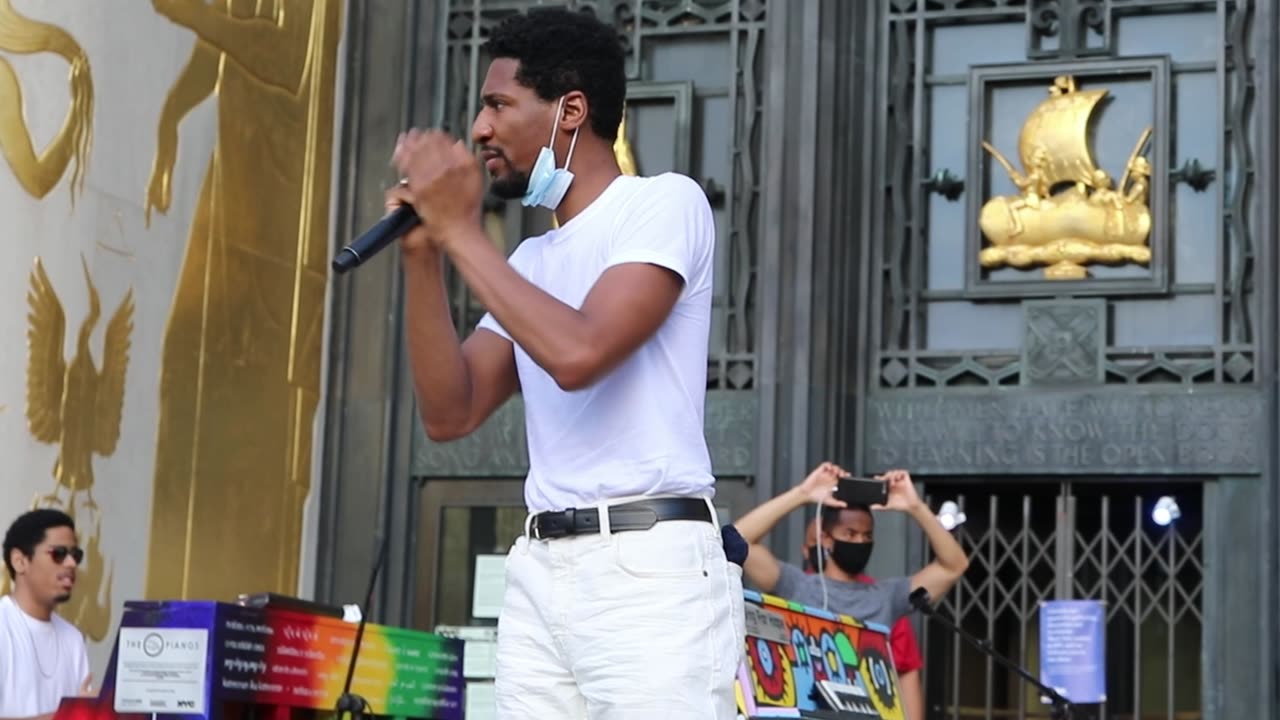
[{"x1": 921, "y1": 483, "x2": 1205, "y2": 720}]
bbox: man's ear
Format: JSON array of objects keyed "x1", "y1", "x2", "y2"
[
  {"x1": 8, "y1": 548, "x2": 27, "y2": 576},
  {"x1": 559, "y1": 90, "x2": 589, "y2": 133}
]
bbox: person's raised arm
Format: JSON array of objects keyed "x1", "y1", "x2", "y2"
[
  {"x1": 385, "y1": 190, "x2": 520, "y2": 441},
  {"x1": 735, "y1": 462, "x2": 849, "y2": 592},
  {"x1": 393, "y1": 130, "x2": 708, "y2": 392},
  {"x1": 875, "y1": 470, "x2": 970, "y2": 604}
]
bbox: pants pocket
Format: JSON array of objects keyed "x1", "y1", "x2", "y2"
[{"x1": 611, "y1": 521, "x2": 710, "y2": 579}]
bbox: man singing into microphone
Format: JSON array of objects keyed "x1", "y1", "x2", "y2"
[{"x1": 385, "y1": 7, "x2": 742, "y2": 719}]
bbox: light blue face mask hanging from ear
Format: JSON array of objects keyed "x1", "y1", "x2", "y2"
[{"x1": 522, "y1": 96, "x2": 580, "y2": 209}]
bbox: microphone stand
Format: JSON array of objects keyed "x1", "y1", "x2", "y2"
[
  {"x1": 910, "y1": 589, "x2": 1074, "y2": 720},
  {"x1": 335, "y1": 532, "x2": 389, "y2": 720}
]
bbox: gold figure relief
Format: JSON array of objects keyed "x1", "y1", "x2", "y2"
[
  {"x1": 144, "y1": 0, "x2": 341, "y2": 600},
  {"x1": 613, "y1": 103, "x2": 639, "y2": 177},
  {"x1": 6, "y1": 256, "x2": 133, "y2": 641},
  {"x1": 0, "y1": 0, "x2": 93, "y2": 201},
  {"x1": 979, "y1": 75, "x2": 1154, "y2": 280}
]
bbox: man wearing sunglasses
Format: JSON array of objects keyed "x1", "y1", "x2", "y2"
[{"x1": 1, "y1": 509, "x2": 92, "y2": 720}]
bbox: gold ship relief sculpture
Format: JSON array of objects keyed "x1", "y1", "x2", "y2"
[{"x1": 979, "y1": 75, "x2": 1153, "y2": 280}]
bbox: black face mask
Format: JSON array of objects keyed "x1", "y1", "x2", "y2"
[{"x1": 810, "y1": 541, "x2": 874, "y2": 577}]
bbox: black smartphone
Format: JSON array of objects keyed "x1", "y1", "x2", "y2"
[{"x1": 835, "y1": 477, "x2": 888, "y2": 508}]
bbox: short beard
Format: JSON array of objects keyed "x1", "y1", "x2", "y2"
[
  {"x1": 54, "y1": 591, "x2": 71, "y2": 604},
  {"x1": 489, "y1": 171, "x2": 530, "y2": 200}
]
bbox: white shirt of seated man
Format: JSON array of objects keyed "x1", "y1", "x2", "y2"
[{"x1": 0, "y1": 510, "x2": 92, "y2": 719}]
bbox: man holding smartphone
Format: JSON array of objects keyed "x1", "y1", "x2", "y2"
[
  {"x1": 801, "y1": 518, "x2": 926, "y2": 720},
  {"x1": 734, "y1": 463, "x2": 969, "y2": 631}
]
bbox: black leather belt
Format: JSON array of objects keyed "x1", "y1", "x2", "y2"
[{"x1": 530, "y1": 497, "x2": 713, "y2": 540}]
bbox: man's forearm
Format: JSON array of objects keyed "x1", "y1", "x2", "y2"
[
  {"x1": 734, "y1": 487, "x2": 810, "y2": 544},
  {"x1": 899, "y1": 670, "x2": 924, "y2": 720},
  {"x1": 403, "y1": 250, "x2": 475, "y2": 438},
  {"x1": 443, "y1": 226, "x2": 596, "y2": 385},
  {"x1": 909, "y1": 503, "x2": 968, "y2": 573}
]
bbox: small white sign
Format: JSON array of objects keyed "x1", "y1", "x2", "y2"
[
  {"x1": 744, "y1": 603, "x2": 790, "y2": 644},
  {"x1": 471, "y1": 554, "x2": 507, "y2": 619},
  {"x1": 434, "y1": 625, "x2": 499, "y2": 679},
  {"x1": 114, "y1": 628, "x2": 209, "y2": 715},
  {"x1": 465, "y1": 681, "x2": 497, "y2": 720}
]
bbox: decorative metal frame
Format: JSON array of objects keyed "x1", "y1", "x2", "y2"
[
  {"x1": 1028, "y1": 0, "x2": 1114, "y2": 59},
  {"x1": 963, "y1": 57, "x2": 1172, "y2": 298},
  {"x1": 870, "y1": 0, "x2": 1256, "y2": 392},
  {"x1": 866, "y1": 2, "x2": 1270, "y2": 715},
  {"x1": 623, "y1": 80, "x2": 695, "y2": 174}
]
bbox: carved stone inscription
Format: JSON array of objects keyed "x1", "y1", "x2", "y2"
[
  {"x1": 865, "y1": 389, "x2": 1263, "y2": 475},
  {"x1": 411, "y1": 390, "x2": 757, "y2": 477}
]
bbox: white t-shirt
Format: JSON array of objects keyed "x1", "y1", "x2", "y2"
[
  {"x1": 477, "y1": 172, "x2": 717, "y2": 512},
  {"x1": 0, "y1": 595, "x2": 90, "y2": 716}
]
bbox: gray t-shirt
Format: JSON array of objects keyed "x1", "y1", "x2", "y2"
[{"x1": 771, "y1": 563, "x2": 913, "y2": 629}]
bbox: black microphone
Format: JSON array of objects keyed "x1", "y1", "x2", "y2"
[{"x1": 331, "y1": 204, "x2": 421, "y2": 274}]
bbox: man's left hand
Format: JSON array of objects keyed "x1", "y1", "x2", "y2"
[
  {"x1": 875, "y1": 469, "x2": 923, "y2": 513},
  {"x1": 392, "y1": 129, "x2": 484, "y2": 246},
  {"x1": 796, "y1": 462, "x2": 851, "y2": 507}
]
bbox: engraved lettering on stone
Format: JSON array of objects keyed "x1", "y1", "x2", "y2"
[{"x1": 865, "y1": 391, "x2": 1262, "y2": 474}]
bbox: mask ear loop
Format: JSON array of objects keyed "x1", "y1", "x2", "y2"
[
  {"x1": 547, "y1": 96, "x2": 580, "y2": 173},
  {"x1": 563, "y1": 126, "x2": 580, "y2": 172},
  {"x1": 547, "y1": 96, "x2": 565, "y2": 146},
  {"x1": 816, "y1": 501, "x2": 829, "y2": 612}
]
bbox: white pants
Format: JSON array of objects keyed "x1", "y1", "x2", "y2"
[{"x1": 494, "y1": 499, "x2": 746, "y2": 719}]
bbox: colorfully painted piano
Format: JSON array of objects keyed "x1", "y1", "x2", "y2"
[{"x1": 736, "y1": 591, "x2": 905, "y2": 719}]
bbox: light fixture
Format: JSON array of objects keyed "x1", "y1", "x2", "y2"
[
  {"x1": 1152, "y1": 496, "x2": 1181, "y2": 526},
  {"x1": 937, "y1": 501, "x2": 967, "y2": 530}
]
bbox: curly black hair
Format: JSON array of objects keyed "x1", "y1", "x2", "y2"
[
  {"x1": 484, "y1": 7, "x2": 626, "y2": 141},
  {"x1": 4, "y1": 508, "x2": 74, "y2": 580}
]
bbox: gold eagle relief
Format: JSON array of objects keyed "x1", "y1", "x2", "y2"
[
  {"x1": 8, "y1": 257, "x2": 134, "y2": 641},
  {"x1": 979, "y1": 75, "x2": 1154, "y2": 280}
]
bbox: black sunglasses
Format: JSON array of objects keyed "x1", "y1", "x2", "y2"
[{"x1": 45, "y1": 545, "x2": 84, "y2": 565}]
